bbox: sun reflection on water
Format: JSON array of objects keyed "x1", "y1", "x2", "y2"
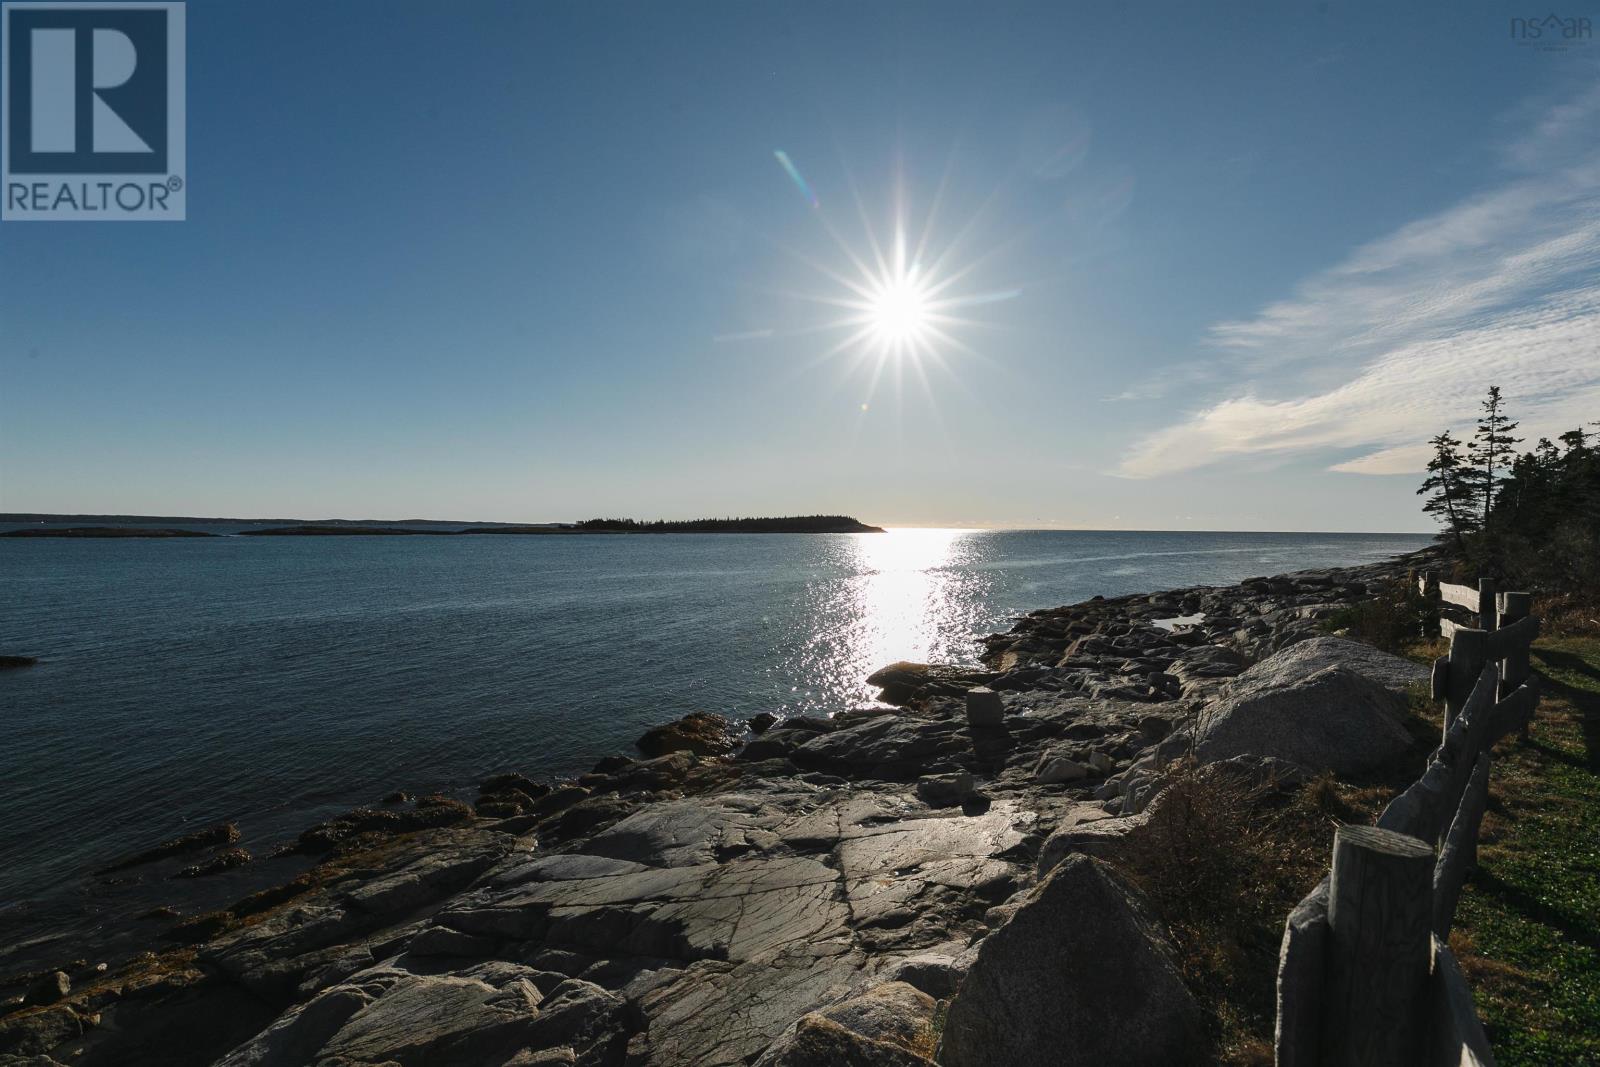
[{"x1": 785, "y1": 528, "x2": 993, "y2": 714}]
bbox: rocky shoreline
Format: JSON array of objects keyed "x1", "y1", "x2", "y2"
[{"x1": 0, "y1": 545, "x2": 1446, "y2": 1067}]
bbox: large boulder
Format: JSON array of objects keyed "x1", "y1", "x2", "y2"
[
  {"x1": 635, "y1": 712, "x2": 735, "y2": 758},
  {"x1": 1194, "y1": 664, "x2": 1414, "y2": 775},
  {"x1": 865, "y1": 662, "x2": 995, "y2": 705},
  {"x1": 1233, "y1": 636, "x2": 1428, "y2": 696},
  {"x1": 939, "y1": 855, "x2": 1202, "y2": 1067}
]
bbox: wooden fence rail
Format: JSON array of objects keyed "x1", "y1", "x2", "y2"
[{"x1": 1275, "y1": 582, "x2": 1541, "y2": 1067}]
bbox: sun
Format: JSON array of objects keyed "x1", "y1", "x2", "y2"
[
  {"x1": 867, "y1": 268, "x2": 932, "y2": 348},
  {"x1": 758, "y1": 148, "x2": 1021, "y2": 393},
  {"x1": 812, "y1": 200, "x2": 1015, "y2": 369}
]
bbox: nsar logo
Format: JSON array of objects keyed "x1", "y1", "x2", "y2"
[
  {"x1": 2, "y1": 1, "x2": 185, "y2": 221},
  {"x1": 1510, "y1": 12, "x2": 1593, "y2": 49}
]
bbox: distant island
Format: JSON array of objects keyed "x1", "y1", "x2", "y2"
[
  {"x1": 466, "y1": 516, "x2": 885, "y2": 535},
  {"x1": 0, "y1": 526, "x2": 218, "y2": 538},
  {"x1": 237, "y1": 525, "x2": 454, "y2": 537},
  {"x1": 2, "y1": 515, "x2": 885, "y2": 537},
  {"x1": 0, "y1": 514, "x2": 475, "y2": 526}
]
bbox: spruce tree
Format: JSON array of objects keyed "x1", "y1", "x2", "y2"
[
  {"x1": 1425, "y1": 404, "x2": 1600, "y2": 591},
  {"x1": 1417, "y1": 430, "x2": 1474, "y2": 554},
  {"x1": 1465, "y1": 386, "x2": 1522, "y2": 532}
]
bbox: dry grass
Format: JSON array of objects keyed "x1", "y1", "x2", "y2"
[
  {"x1": 1109, "y1": 618, "x2": 1599, "y2": 1064},
  {"x1": 1113, "y1": 762, "x2": 1387, "y2": 1065},
  {"x1": 1105, "y1": 638, "x2": 1446, "y2": 1063},
  {"x1": 1534, "y1": 592, "x2": 1600, "y2": 638}
]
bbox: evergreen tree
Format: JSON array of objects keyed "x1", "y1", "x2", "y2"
[
  {"x1": 1483, "y1": 418, "x2": 1600, "y2": 590},
  {"x1": 1416, "y1": 430, "x2": 1474, "y2": 553},
  {"x1": 1557, "y1": 425, "x2": 1592, "y2": 454},
  {"x1": 1465, "y1": 386, "x2": 1522, "y2": 533},
  {"x1": 1422, "y1": 390, "x2": 1599, "y2": 592}
]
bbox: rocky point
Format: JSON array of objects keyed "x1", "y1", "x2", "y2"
[{"x1": 0, "y1": 547, "x2": 1443, "y2": 1066}]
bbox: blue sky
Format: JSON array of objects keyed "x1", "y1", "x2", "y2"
[{"x1": 3, "y1": 1, "x2": 1597, "y2": 530}]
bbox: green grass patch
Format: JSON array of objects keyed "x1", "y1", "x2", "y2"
[{"x1": 1450, "y1": 635, "x2": 1600, "y2": 1066}]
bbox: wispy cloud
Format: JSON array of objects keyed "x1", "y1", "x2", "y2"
[
  {"x1": 1123, "y1": 291, "x2": 1600, "y2": 477},
  {"x1": 1120, "y1": 80, "x2": 1600, "y2": 478}
]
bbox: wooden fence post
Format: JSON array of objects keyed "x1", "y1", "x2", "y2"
[
  {"x1": 1476, "y1": 578, "x2": 1496, "y2": 632},
  {"x1": 1275, "y1": 879, "x2": 1330, "y2": 1067},
  {"x1": 1431, "y1": 940, "x2": 1496, "y2": 1067},
  {"x1": 1322, "y1": 824, "x2": 1436, "y2": 1067},
  {"x1": 1421, "y1": 570, "x2": 1440, "y2": 608},
  {"x1": 1444, "y1": 628, "x2": 1488, "y2": 731},
  {"x1": 1416, "y1": 569, "x2": 1439, "y2": 643},
  {"x1": 1433, "y1": 754, "x2": 1491, "y2": 940},
  {"x1": 1498, "y1": 591, "x2": 1533, "y2": 739},
  {"x1": 1273, "y1": 597, "x2": 1544, "y2": 1067}
]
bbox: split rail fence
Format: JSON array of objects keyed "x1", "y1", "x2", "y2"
[{"x1": 1274, "y1": 574, "x2": 1541, "y2": 1067}]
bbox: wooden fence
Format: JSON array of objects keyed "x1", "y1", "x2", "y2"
[{"x1": 1274, "y1": 577, "x2": 1541, "y2": 1067}]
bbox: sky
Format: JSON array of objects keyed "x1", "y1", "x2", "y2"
[{"x1": 2, "y1": 0, "x2": 1598, "y2": 531}]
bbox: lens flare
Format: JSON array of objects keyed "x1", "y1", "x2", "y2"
[{"x1": 773, "y1": 150, "x2": 818, "y2": 209}]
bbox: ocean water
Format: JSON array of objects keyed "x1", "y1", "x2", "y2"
[{"x1": 0, "y1": 527, "x2": 1429, "y2": 963}]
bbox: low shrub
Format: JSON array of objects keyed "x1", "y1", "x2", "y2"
[
  {"x1": 1322, "y1": 575, "x2": 1438, "y2": 654},
  {"x1": 1113, "y1": 762, "x2": 1387, "y2": 1065}
]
